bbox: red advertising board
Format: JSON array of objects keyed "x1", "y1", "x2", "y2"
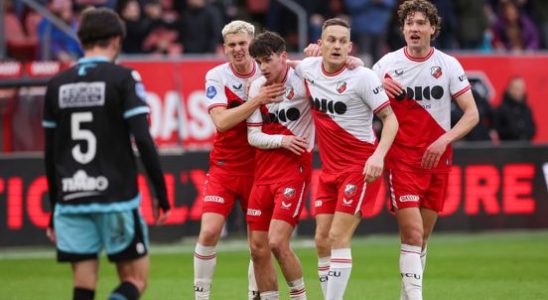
[{"x1": 121, "y1": 55, "x2": 548, "y2": 149}]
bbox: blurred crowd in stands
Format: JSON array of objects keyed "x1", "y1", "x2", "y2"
[
  {"x1": 1, "y1": 0, "x2": 539, "y2": 144},
  {"x1": 3, "y1": 0, "x2": 548, "y2": 62}
]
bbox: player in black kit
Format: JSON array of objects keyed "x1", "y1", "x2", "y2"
[{"x1": 42, "y1": 7, "x2": 170, "y2": 300}]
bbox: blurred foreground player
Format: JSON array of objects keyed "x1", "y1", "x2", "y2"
[{"x1": 43, "y1": 7, "x2": 170, "y2": 300}]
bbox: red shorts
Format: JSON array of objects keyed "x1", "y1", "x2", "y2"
[
  {"x1": 201, "y1": 172, "x2": 254, "y2": 218},
  {"x1": 246, "y1": 180, "x2": 310, "y2": 231},
  {"x1": 387, "y1": 168, "x2": 448, "y2": 212},
  {"x1": 313, "y1": 171, "x2": 381, "y2": 216}
]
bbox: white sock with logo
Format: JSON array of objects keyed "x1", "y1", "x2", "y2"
[
  {"x1": 194, "y1": 243, "x2": 216, "y2": 300},
  {"x1": 318, "y1": 256, "x2": 330, "y2": 298},
  {"x1": 260, "y1": 291, "x2": 279, "y2": 300},
  {"x1": 400, "y1": 244, "x2": 423, "y2": 300},
  {"x1": 326, "y1": 248, "x2": 352, "y2": 300},
  {"x1": 288, "y1": 278, "x2": 306, "y2": 299}
]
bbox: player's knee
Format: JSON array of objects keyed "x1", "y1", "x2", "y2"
[
  {"x1": 268, "y1": 236, "x2": 289, "y2": 258},
  {"x1": 249, "y1": 239, "x2": 270, "y2": 261},
  {"x1": 122, "y1": 276, "x2": 147, "y2": 295},
  {"x1": 328, "y1": 229, "x2": 351, "y2": 249},
  {"x1": 315, "y1": 230, "x2": 330, "y2": 250},
  {"x1": 401, "y1": 228, "x2": 423, "y2": 246},
  {"x1": 199, "y1": 226, "x2": 222, "y2": 246}
]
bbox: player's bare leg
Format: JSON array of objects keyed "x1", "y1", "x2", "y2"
[
  {"x1": 325, "y1": 212, "x2": 361, "y2": 300},
  {"x1": 249, "y1": 230, "x2": 278, "y2": 298},
  {"x1": 314, "y1": 213, "x2": 334, "y2": 297},
  {"x1": 269, "y1": 219, "x2": 306, "y2": 299},
  {"x1": 397, "y1": 207, "x2": 424, "y2": 300},
  {"x1": 111, "y1": 255, "x2": 149, "y2": 300},
  {"x1": 72, "y1": 260, "x2": 99, "y2": 300},
  {"x1": 194, "y1": 212, "x2": 225, "y2": 299}
]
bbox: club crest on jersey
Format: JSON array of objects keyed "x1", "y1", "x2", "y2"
[
  {"x1": 336, "y1": 81, "x2": 347, "y2": 94},
  {"x1": 431, "y1": 66, "x2": 442, "y2": 79},
  {"x1": 284, "y1": 187, "x2": 296, "y2": 199},
  {"x1": 206, "y1": 86, "x2": 217, "y2": 99},
  {"x1": 395, "y1": 68, "x2": 404, "y2": 76},
  {"x1": 344, "y1": 184, "x2": 357, "y2": 197},
  {"x1": 285, "y1": 86, "x2": 295, "y2": 100}
]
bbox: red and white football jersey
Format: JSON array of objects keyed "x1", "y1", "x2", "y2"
[
  {"x1": 205, "y1": 62, "x2": 262, "y2": 175},
  {"x1": 295, "y1": 57, "x2": 390, "y2": 174},
  {"x1": 373, "y1": 47, "x2": 471, "y2": 173},
  {"x1": 247, "y1": 67, "x2": 314, "y2": 183}
]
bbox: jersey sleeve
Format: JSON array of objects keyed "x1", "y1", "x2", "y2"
[
  {"x1": 246, "y1": 78, "x2": 263, "y2": 126},
  {"x1": 42, "y1": 81, "x2": 57, "y2": 128},
  {"x1": 122, "y1": 70, "x2": 150, "y2": 119},
  {"x1": 448, "y1": 57, "x2": 471, "y2": 98},
  {"x1": 294, "y1": 57, "x2": 319, "y2": 79},
  {"x1": 360, "y1": 68, "x2": 390, "y2": 113},
  {"x1": 205, "y1": 68, "x2": 228, "y2": 111}
]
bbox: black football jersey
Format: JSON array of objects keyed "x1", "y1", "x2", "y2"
[{"x1": 43, "y1": 57, "x2": 150, "y2": 211}]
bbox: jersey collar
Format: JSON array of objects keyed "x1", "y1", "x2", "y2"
[
  {"x1": 404, "y1": 47, "x2": 435, "y2": 62},
  {"x1": 77, "y1": 56, "x2": 110, "y2": 64}
]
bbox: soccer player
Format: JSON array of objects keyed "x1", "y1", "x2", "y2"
[
  {"x1": 372, "y1": 1, "x2": 479, "y2": 299},
  {"x1": 195, "y1": 21, "x2": 286, "y2": 300},
  {"x1": 295, "y1": 18, "x2": 399, "y2": 299},
  {"x1": 43, "y1": 8, "x2": 171, "y2": 300},
  {"x1": 245, "y1": 31, "x2": 314, "y2": 300}
]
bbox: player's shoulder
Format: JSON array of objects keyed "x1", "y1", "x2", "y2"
[
  {"x1": 377, "y1": 48, "x2": 405, "y2": 65},
  {"x1": 433, "y1": 48, "x2": 460, "y2": 64},
  {"x1": 206, "y1": 62, "x2": 230, "y2": 80},
  {"x1": 299, "y1": 56, "x2": 322, "y2": 69},
  {"x1": 350, "y1": 65, "x2": 379, "y2": 79},
  {"x1": 250, "y1": 75, "x2": 267, "y2": 88}
]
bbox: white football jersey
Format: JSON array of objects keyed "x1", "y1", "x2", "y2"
[
  {"x1": 373, "y1": 47, "x2": 471, "y2": 172},
  {"x1": 247, "y1": 67, "x2": 314, "y2": 183},
  {"x1": 204, "y1": 62, "x2": 262, "y2": 175},
  {"x1": 296, "y1": 57, "x2": 389, "y2": 174}
]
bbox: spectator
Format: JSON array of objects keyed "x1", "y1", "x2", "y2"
[
  {"x1": 4, "y1": 0, "x2": 38, "y2": 61},
  {"x1": 527, "y1": 0, "x2": 548, "y2": 48},
  {"x1": 141, "y1": 0, "x2": 182, "y2": 55},
  {"x1": 494, "y1": 76, "x2": 536, "y2": 141},
  {"x1": 431, "y1": 0, "x2": 458, "y2": 50},
  {"x1": 451, "y1": 88, "x2": 497, "y2": 142},
  {"x1": 344, "y1": 0, "x2": 396, "y2": 62},
  {"x1": 180, "y1": 0, "x2": 223, "y2": 54},
  {"x1": 492, "y1": 0, "x2": 540, "y2": 52},
  {"x1": 454, "y1": 0, "x2": 490, "y2": 49},
  {"x1": 117, "y1": 0, "x2": 150, "y2": 53},
  {"x1": 37, "y1": 0, "x2": 83, "y2": 61}
]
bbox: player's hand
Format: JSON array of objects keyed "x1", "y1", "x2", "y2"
[
  {"x1": 363, "y1": 153, "x2": 384, "y2": 183},
  {"x1": 258, "y1": 83, "x2": 285, "y2": 104},
  {"x1": 152, "y1": 198, "x2": 171, "y2": 225},
  {"x1": 46, "y1": 227, "x2": 56, "y2": 244},
  {"x1": 421, "y1": 135, "x2": 450, "y2": 169},
  {"x1": 281, "y1": 135, "x2": 308, "y2": 155},
  {"x1": 303, "y1": 43, "x2": 321, "y2": 57},
  {"x1": 346, "y1": 56, "x2": 364, "y2": 69},
  {"x1": 383, "y1": 78, "x2": 404, "y2": 99}
]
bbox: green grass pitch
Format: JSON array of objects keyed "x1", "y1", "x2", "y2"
[{"x1": 1, "y1": 231, "x2": 547, "y2": 299}]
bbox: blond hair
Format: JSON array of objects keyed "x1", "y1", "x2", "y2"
[{"x1": 221, "y1": 20, "x2": 255, "y2": 40}]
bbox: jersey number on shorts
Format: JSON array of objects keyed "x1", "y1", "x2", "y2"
[{"x1": 71, "y1": 112, "x2": 96, "y2": 164}]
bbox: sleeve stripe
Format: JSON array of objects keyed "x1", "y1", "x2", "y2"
[
  {"x1": 247, "y1": 122, "x2": 262, "y2": 126},
  {"x1": 452, "y1": 85, "x2": 471, "y2": 98},
  {"x1": 123, "y1": 106, "x2": 150, "y2": 119},
  {"x1": 208, "y1": 103, "x2": 227, "y2": 112},
  {"x1": 42, "y1": 120, "x2": 57, "y2": 128},
  {"x1": 373, "y1": 100, "x2": 391, "y2": 114}
]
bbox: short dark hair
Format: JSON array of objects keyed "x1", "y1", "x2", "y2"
[
  {"x1": 249, "y1": 31, "x2": 286, "y2": 59},
  {"x1": 321, "y1": 18, "x2": 350, "y2": 32},
  {"x1": 398, "y1": 0, "x2": 441, "y2": 40},
  {"x1": 77, "y1": 7, "x2": 126, "y2": 49}
]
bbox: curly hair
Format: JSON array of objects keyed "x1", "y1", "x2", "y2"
[{"x1": 397, "y1": 0, "x2": 441, "y2": 40}]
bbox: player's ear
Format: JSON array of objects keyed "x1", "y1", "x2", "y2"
[
  {"x1": 348, "y1": 41, "x2": 353, "y2": 54},
  {"x1": 281, "y1": 51, "x2": 287, "y2": 61}
]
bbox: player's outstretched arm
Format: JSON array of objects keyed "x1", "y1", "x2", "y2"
[
  {"x1": 422, "y1": 90, "x2": 479, "y2": 169},
  {"x1": 209, "y1": 83, "x2": 285, "y2": 132},
  {"x1": 127, "y1": 114, "x2": 171, "y2": 225},
  {"x1": 364, "y1": 106, "x2": 398, "y2": 182}
]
